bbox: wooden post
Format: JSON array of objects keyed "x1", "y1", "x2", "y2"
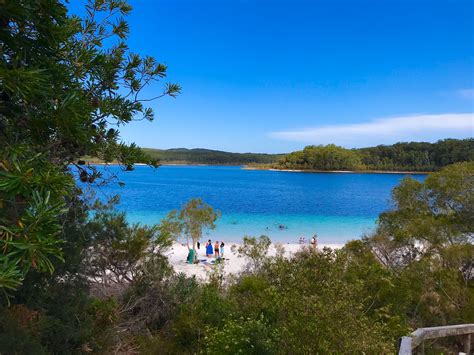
[
  {"x1": 464, "y1": 333, "x2": 471, "y2": 355},
  {"x1": 399, "y1": 336, "x2": 413, "y2": 355}
]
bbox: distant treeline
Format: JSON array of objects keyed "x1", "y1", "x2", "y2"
[
  {"x1": 274, "y1": 139, "x2": 474, "y2": 171},
  {"x1": 142, "y1": 148, "x2": 283, "y2": 165},
  {"x1": 84, "y1": 139, "x2": 473, "y2": 171}
]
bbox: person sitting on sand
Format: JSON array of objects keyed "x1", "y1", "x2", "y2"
[
  {"x1": 220, "y1": 241, "x2": 225, "y2": 257},
  {"x1": 214, "y1": 241, "x2": 220, "y2": 258},
  {"x1": 206, "y1": 239, "x2": 213, "y2": 257},
  {"x1": 186, "y1": 248, "x2": 196, "y2": 264}
]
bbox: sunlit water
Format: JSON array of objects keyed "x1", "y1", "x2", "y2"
[{"x1": 83, "y1": 165, "x2": 425, "y2": 244}]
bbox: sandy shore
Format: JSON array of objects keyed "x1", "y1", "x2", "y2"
[
  {"x1": 242, "y1": 166, "x2": 429, "y2": 174},
  {"x1": 165, "y1": 242, "x2": 343, "y2": 280}
]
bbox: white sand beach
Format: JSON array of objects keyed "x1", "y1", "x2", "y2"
[{"x1": 165, "y1": 241, "x2": 343, "y2": 280}]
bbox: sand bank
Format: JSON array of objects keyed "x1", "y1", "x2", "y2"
[{"x1": 242, "y1": 166, "x2": 428, "y2": 174}]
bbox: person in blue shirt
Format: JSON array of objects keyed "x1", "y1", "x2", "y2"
[{"x1": 206, "y1": 239, "x2": 213, "y2": 257}]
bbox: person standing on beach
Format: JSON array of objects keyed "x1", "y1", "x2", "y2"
[
  {"x1": 214, "y1": 241, "x2": 220, "y2": 258},
  {"x1": 220, "y1": 241, "x2": 225, "y2": 257},
  {"x1": 206, "y1": 239, "x2": 213, "y2": 257},
  {"x1": 197, "y1": 241, "x2": 200, "y2": 250},
  {"x1": 311, "y1": 234, "x2": 318, "y2": 250}
]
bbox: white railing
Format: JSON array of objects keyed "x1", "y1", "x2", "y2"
[{"x1": 399, "y1": 324, "x2": 474, "y2": 354}]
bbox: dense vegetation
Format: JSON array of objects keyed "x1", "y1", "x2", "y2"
[
  {"x1": 0, "y1": 0, "x2": 179, "y2": 297},
  {"x1": 90, "y1": 139, "x2": 473, "y2": 170},
  {"x1": 1, "y1": 163, "x2": 473, "y2": 353},
  {"x1": 143, "y1": 148, "x2": 282, "y2": 165},
  {"x1": 1, "y1": 1, "x2": 472, "y2": 354},
  {"x1": 275, "y1": 139, "x2": 474, "y2": 171}
]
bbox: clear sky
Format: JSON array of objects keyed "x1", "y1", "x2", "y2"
[{"x1": 69, "y1": 0, "x2": 474, "y2": 153}]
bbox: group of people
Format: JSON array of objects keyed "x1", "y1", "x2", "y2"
[
  {"x1": 299, "y1": 234, "x2": 318, "y2": 248},
  {"x1": 198, "y1": 239, "x2": 225, "y2": 258}
]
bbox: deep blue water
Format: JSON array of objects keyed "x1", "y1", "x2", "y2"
[{"x1": 86, "y1": 165, "x2": 425, "y2": 244}]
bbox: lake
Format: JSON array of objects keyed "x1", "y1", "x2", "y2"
[{"x1": 87, "y1": 165, "x2": 425, "y2": 244}]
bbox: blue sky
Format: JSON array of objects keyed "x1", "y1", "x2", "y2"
[{"x1": 69, "y1": 0, "x2": 473, "y2": 153}]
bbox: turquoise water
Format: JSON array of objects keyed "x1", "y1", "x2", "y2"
[{"x1": 87, "y1": 165, "x2": 425, "y2": 244}]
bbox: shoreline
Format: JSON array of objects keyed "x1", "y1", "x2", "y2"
[
  {"x1": 83, "y1": 162, "x2": 430, "y2": 174},
  {"x1": 242, "y1": 165, "x2": 430, "y2": 174}
]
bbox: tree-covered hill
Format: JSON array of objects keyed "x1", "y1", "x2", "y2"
[
  {"x1": 142, "y1": 148, "x2": 283, "y2": 165},
  {"x1": 274, "y1": 138, "x2": 474, "y2": 172},
  {"x1": 357, "y1": 138, "x2": 474, "y2": 171}
]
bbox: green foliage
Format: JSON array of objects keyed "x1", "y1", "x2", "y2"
[
  {"x1": 33, "y1": 290, "x2": 118, "y2": 353},
  {"x1": 141, "y1": 148, "x2": 283, "y2": 165},
  {"x1": 132, "y1": 244, "x2": 398, "y2": 354},
  {"x1": 275, "y1": 139, "x2": 474, "y2": 171},
  {"x1": 261, "y1": 248, "x2": 395, "y2": 353},
  {"x1": 378, "y1": 161, "x2": 473, "y2": 255},
  {"x1": 171, "y1": 284, "x2": 233, "y2": 351},
  {"x1": 0, "y1": 306, "x2": 46, "y2": 354},
  {"x1": 169, "y1": 198, "x2": 220, "y2": 252},
  {"x1": 0, "y1": 0, "x2": 179, "y2": 291},
  {"x1": 0, "y1": 284, "x2": 117, "y2": 354},
  {"x1": 0, "y1": 163, "x2": 466, "y2": 353},
  {"x1": 277, "y1": 144, "x2": 363, "y2": 170},
  {"x1": 359, "y1": 139, "x2": 474, "y2": 171},
  {"x1": 0, "y1": 150, "x2": 72, "y2": 294},
  {"x1": 204, "y1": 316, "x2": 277, "y2": 355},
  {"x1": 143, "y1": 164, "x2": 472, "y2": 354},
  {"x1": 365, "y1": 162, "x2": 474, "y2": 329},
  {"x1": 228, "y1": 275, "x2": 280, "y2": 325},
  {"x1": 233, "y1": 235, "x2": 272, "y2": 272},
  {"x1": 85, "y1": 198, "x2": 174, "y2": 284}
]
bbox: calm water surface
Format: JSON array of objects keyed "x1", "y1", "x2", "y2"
[{"x1": 88, "y1": 165, "x2": 425, "y2": 244}]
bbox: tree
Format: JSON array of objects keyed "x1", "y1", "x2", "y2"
[
  {"x1": 84, "y1": 199, "x2": 175, "y2": 288},
  {"x1": 375, "y1": 161, "x2": 474, "y2": 262},
  {"x1": 364, "y1": 162, "x2": 474, "y2": 329},
  {"x1": 176, "y1": 199, "x2": 219, "y2": 258},
  {"x1": 275, "y1": 139, "x2": 473, "y2": 171},
  {"x1": 276, "y1": 144, "x2": 363, "y2": 171},
  {"x1": 0, "y1": 0, "x2": 180, "y2": 292},
  {"x1": 233, "y1": 235, "x2": 272, "y2": 272}
]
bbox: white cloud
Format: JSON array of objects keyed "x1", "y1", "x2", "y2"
[
  {"x1": 269, "y1": 113, "x2": 474, "y2": 147},
  {"x1": 458, "y1": 89, "x2": 474, "y2": 100}
]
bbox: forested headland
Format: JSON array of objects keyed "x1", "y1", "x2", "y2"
[
  {"x1": 1, "y1": 1, "x2": 473, "y2": 354},
  {"x1": 271, "y1": 138, "x2": 474, "y2": 172}
]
